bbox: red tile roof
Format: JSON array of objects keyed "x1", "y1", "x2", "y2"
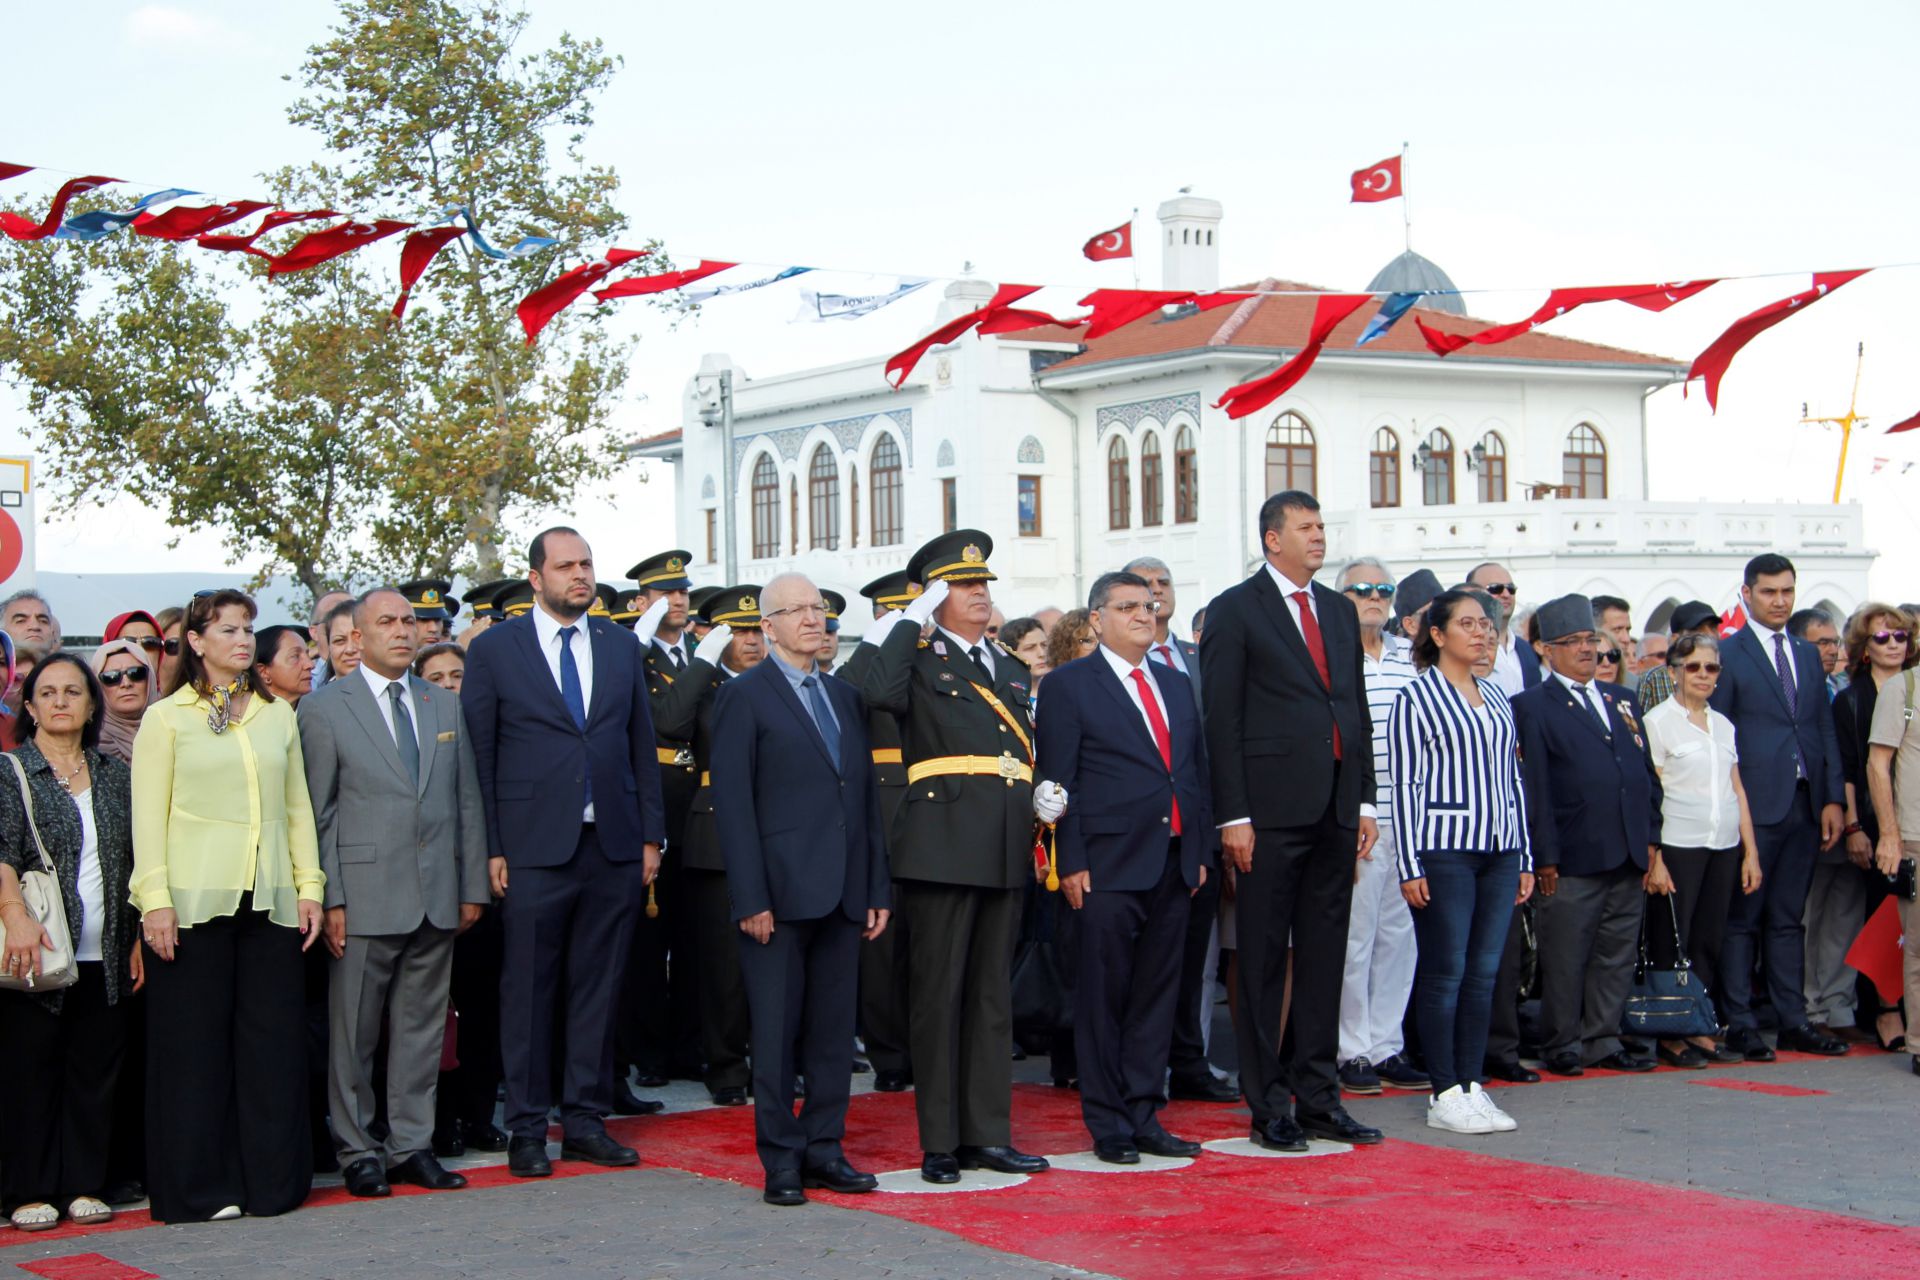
[
  {"x1": 1008, "y1": 281, "x2": 1683, "y2": 374},
  {"x1": 630, "y1": 429, "x2": 682, "y2": 448}
]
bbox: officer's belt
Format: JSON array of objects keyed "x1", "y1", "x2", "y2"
[
  {"x1": 906, "y1": 755, "x2": 1034, "y2": 785},
  {"x1": 657, "y1": 746, "x2": 694, "y2": 767}
]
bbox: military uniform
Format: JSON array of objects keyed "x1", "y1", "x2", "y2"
[
  {"x1": 858, "y1": 532, "x2": 1042, "y2": 1157},
  {"x1": 401, "y1": 578, "x2": 459, "y2": 645}
]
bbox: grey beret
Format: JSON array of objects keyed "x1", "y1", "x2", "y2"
[
  {"x1": 1535, "y1": 593, "x2": 1598, "y2": 644},
  {"x1": 1393, "y1": 569, "x2": 1444, "y2": 622}
]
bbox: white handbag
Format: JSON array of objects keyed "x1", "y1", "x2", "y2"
[{"x1": 0, "y1": 751, "x2": 78, "y2": 992}]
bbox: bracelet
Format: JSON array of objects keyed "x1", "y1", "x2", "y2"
[
  {"x1": 0, "y1": 897, "x2": 28, "y2": 914},
  {"x1": 1843, "y1": 823, "x2": 1864, "y2": 837}
]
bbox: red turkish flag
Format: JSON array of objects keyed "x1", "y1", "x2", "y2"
[
  {"x1": 1416, "y1": 280, "x2": 1722, "y2": 356},
  {"x1": 1887, "y1": 409, "x2": 1920, "y2": 435},
  {"x1": 0, "y1": 162, "x2": 32, "y2": 183},
  {"x1": 517, "y1": 248, "x2": 650, "y2": 345},
  {"x1": 1846, "y1": 898, "x2": 1906, "y2": 1005},
  {"x1": 264, "y1": 218, "x2": 413, "y2": 276},
  {"x1": 1214, "y1": 293, "x2": 1373, "y2": 419},
  {"x1": 1349, "y1": 156, "x2": 1402, "y2": 203},
  {"x1": 195, "y1": 209, "x2": 341, "y2": 256},
  {"x1": 592, "y1": 259, "x2": 737, "y2": 301},
  {"x1": 1689, "y1": 270, "x2": 1869, "y2": 410},
  {"x1": 134, "y1": 199, "x2": 274, "y2": 240},
  {"x1": 390, "y1": 225, "x2": 467, "y2": 319},
  {"x1": 1082, "y1": 220, "x2": 1132, "y2": 261},
  {"x1": 884, "y1": 284, "x2": 1085, "y2": 388},
  {"x1": 0, "y1": 174, "x2": 119, "y2": 240}
]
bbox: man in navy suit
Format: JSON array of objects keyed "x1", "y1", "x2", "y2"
[
  {"x1": 1709, "y1": 554, "x2": 1849, "y2": 1059},
  {"x1": 1513, "y1": 594, "x2": 1664, "y2": 1075},
  {"x1": 712, "y1": 573, "x2": 892, "y2": 1206},
  {"x1": 461, "y1": 527, "x2": 668, "y2": 1178},
  {"x1": 1039, "y1": 572, "x2": 1213, "y2": 1163}
]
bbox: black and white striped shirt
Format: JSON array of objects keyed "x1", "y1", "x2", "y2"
[
  {"x1": 1365, "y1": 635, "x2": 1419, "y2": 829},
  {"x1": 1387, "y1": 667, "x2": 1532, "y2": 880}
]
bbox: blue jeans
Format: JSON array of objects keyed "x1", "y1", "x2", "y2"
[{"x1": 1410, "y1": 849, "x2": 1521, "y2": 1096}]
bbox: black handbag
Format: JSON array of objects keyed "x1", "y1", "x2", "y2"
[{"x1": 1620, "y1": 893, "x2": 1719, "y2": 1039}]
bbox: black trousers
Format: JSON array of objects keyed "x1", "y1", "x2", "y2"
[
  {"x1": 858, "y1": 885, "x2": 912, "y2": 1076},
  {"x1": 685, "y1": 868, "x2": 750, "y2": 1092},
  {"x1": 1167, "y1": 866, "x2": 1223, "y2": 1082},
  {"x1": 499, "y1": 826, "x2": 645, "y2": 1140},
  {"x1": 0, "y1": 964, "x2": 128, "y2": 1208},
  {"x1": 1235, "y1": 798, "x2": 1355, "y2": 1121},
  {"x1": 617, "y1": 848, "x2": 702, "y2": 1078},
  {"x1": 144, "y1": 901, "x2": 312, "y2": 1222},
  {"x1": 1072, "y1": 849, "x2": 1190, "y2": 1144},
  {"x1": 737, "y1": 911, "x2": 862, "y2": 1174},
  {"x1": 1723, "y1": 786, "x2": 1818, "y2": 1032},
  {"x1": 437, "y1": 905, "x2": 505, "y2": 1131},
  {"x1": 899, "y1": 880, "x2": 1019, "y2": 1153},
  {"x1": 1650, "y1": 845, "x2": 1741, "y2": 993}
]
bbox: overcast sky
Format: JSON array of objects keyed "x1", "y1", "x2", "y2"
[{"x1": 6, "y1": 0, "x2": 1918, "y2": 598}]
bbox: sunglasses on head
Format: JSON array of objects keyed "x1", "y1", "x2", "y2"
[
  {"x1": 99, "y1": 666, "x2": 151, "y2": 687},
  {"x1": 1477, "y1": 583, "x2": 1517, "y2": 596},
  {"x1": 1680, "y1": 661, "x2": 1722, "y2": 675},
  {"x1": 1343, "y1": 583, "x2": 1397, "y2": 599},
  {"x1": 1872, "y1": 630, "x2": 1910, "y2": 644}
]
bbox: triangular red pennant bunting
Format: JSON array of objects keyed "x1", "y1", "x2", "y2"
[
  {"x1": 195, "y1": 209, "x2": 341, "y2": 256},
  {"x1": 884, "y1": 284, "x2": 1084, "y2": 388},
  {"x1": 1214, "y1": 293, "x2": 1373, "y2": 419},
  {"x1": 1886, "y1": 409, "x2": 1920, "y2": 435},
  {"x1": 264, "y1": 218, "x2": 413, "y2": 276},
  {"x1": 592, "y1": 259, "x2": 737, "y2": 301},
  {"x1": 0, "y1": 162, "x2": 32, "y2": 183},
  {"x1": 0, "y1": 174, "x2": 119, "y2": 240},
  {"x1": 517, "y1": 247, "x2": 650, "y2": 345},
  {"x1": 134, "y1": 199, "x2": 274, "y2": 240},
  {"x1": 1416, "y1": 281, "x2": 1721, "y2": 357},
  {"x1": 1688, "y1": 270, "x2": 1869, "y2": 410},
  {"x1": 391, "y1": 225, "x2": 468, "y2": 319}
]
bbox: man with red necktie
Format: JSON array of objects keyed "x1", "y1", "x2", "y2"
[
  {"x1": 1036, "y1": 571, "x2": 1213, "y2": 1163},
  {"x1": 1200, "y1": 491, "x2": 1383, "y2": 1150}
]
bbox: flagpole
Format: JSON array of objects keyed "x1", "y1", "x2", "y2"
[
  {"x1": 1131, "y1": 206, "x2": 1139, "y2": 289},
  {"x1": 1401, "y1": 141, "x2": 1412, "y2": 254}
]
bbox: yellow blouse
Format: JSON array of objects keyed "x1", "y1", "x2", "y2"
[{"x1": 129, "y1": 685, "x2": 324, "y2": 929}]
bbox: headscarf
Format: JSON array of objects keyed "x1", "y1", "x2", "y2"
[
  {"x1": 88, "y1": 637, "x2": 158, "y2": 765},
  {"x1": 103, "y1": 610, "x2": 162, "y2": 643}
]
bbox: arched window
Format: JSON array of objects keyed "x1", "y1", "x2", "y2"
[
  {"x1": 1265, "y1": 412, "x2": 1316, "y2": 497},
  {"x1": 1140, "y1": 431, "x2": 1164, "y2": 527},
  {"x1": 1107, "y1": 436, "x2": 1131, "y2": 530},
  {"x1": 789, "y1": 477, "x2": 799, "y2": 555},
  {"x1": 1563, "y1": 423, "x2": 1607, "y2": 498},
  {"x1": 1421, "y1": 427, "x2": 1455, "y2": 505},
  {"x1": 750, "y1": 454, "x2": 779, "y2": 558},
  {"x1": 1369, "y1": 427, "x2": 1401, "y2": 508},
  {"x1": 848, "y1": 463, "x2": 860, "y2": 549},
  {"x1": 808, "y1": 444, "x2": 839, "y2": 550},
  {"x1": 870, "y1": 434, "x2": 903, "y2": 546},
  {"x1": 1174, "y1": 425, "x2": 1198, "y2": 523},
  {"x1": 1477, "y1": 431, "x2": 1508, "y2": 503}
]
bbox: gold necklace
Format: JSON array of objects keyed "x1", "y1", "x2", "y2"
[{"x1": 204, "y1": 675, "x2": 248, "y2": 735}]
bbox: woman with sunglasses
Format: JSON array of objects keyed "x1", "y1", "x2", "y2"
[
  {"x1": 1641, "y1": 633, "x2": 1763, "y2": 1066},
  {"x1": 152, "y1": 607, "x2": 185, "y2": 695},
  {"x1": 1831, "y1": 603, "x2": 1916, "y2": 1051},
  {"x1": 87, "y1": 640, "x2": 158, "y2": 768}
]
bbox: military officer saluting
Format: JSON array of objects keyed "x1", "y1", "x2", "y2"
[
  {"x1": 458, "y1": 579, "x2": 516, "y2": 649},
  {"x1": 402, "y1": 578, "x2": 459, "y2": 645},
  {"x1": 858, "y1": 531, "x2": 1066, "y2": 1184}
]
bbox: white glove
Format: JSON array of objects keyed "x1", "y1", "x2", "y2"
[
  {"x1": 633, "y1": 594, "x2": 673, "y2": 646},
  {"x1": 1033, "y1": 781, "x2": 1068, "y2": 824},
  {"x1": 901, "y1": 579, "x2": 949, "y2": 626},
  {"x1": 693, "y1": 623, "x2": 733, "y2": 667},
  {"x1": 860, "y1": 609, "x2": 907, "y2": 648}
]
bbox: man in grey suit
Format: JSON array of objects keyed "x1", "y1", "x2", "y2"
[{"x1": 300, "y1": 587, "x2": 491, "y2": 1198}]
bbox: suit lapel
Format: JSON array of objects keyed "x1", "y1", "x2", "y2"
[
  {"x1": 585, "y1": 617, "x2": 620, "y2": 725},
  {"x1": 1549, "y1": 677, "x2": 1614, "y2": 746},
  {"x1": 1095, "y1": 659, "x2": 1163, "y2": 764},
  {"x1": 1249, "y1": 571, "x2": 1320, "y2": 684},
  {"x1": 409, "y1": 676, "x2": 438, "y2": 797},
  {"x1": 340, "y1": 675, "x2": 413, "y2": 787},
  {"x1": 513, "y1": 618, "x2": 576, "y2": 725},
  {"x1": 827, "y1": 675, "x2": 861, "y2": 776},
  {"x1": 1735, "y1": 627, "x2": 1795, "y2": 717},
  {"x1": 764, "y1": 661, "x2": 839, "y2": 772}
]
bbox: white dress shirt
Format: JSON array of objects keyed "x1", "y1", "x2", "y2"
[
  {"x1": 1553, "y1": 669, "x2": 1613, "y2": 734},
  {"x1": 358, "y1": 662, "x2": 425, "y2": 753},
  {"x1": 652, "y1": 634, "x2": 689, "y2": 668},
  {"x1": 1745, "y1": 615, "x2": 1805, "y2": 777},
  {"x1": 532, "y1": 602, "x2": 597, "y2": 821},
  {"x1": 1099, "y1": 643, "x2": 1173, "y2": 746},
  {"x1": 1644, "y1": 699, "x2": 1742, "y2": 849},
  {"x1": 1489, "y1": 630, "x2": 1530, "y2": 700},
  {"x1": 1149, "y1": 634, "x2": 1189, "y2": 675},
  {"x1": 938, "y1": 626, "x2": 995, "y2": 680},
  {"x1": 74, "y1": 788, "x2": 102, "y2": 962}
]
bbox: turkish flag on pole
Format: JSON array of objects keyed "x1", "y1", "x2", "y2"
[
  {"x1": 0, "y1": 174, "x2": 120, "y2": 240},
  {"x1": 1846, "y1": 898, "x2": 1906, "y2": 1005},
  {"x1": 1082, "y1": 220, "x2": 1132, "y2": 261},
  {"x1": 517, "y1": 248, "x2": 649, "y2": 345},
  {"x1": 1350, "y1": 156, "x2": 1402, "y2": 203},
  {"x1": 1214, "y1": 293, "x2": 1373, "y2": 419},
  {"x1": 1688, "y1": 270, "x2": 1869, "y2": 410}
]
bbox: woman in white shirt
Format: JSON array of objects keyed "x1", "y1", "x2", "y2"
[{"x1": 1641, "y1": 633, "x2": 1763, "y2": 1067}]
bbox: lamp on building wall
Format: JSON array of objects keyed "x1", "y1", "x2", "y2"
[
  {"x1": 1464, "y1": 441, "x2": 1488, "y2": 472},
  {"x1": 1411, "y1": 440, "x2": 1432, "y2": 473}
]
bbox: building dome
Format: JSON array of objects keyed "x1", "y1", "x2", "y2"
[{"x1": 1366, "y1": 250, "x2": 1466, "y2": 315}]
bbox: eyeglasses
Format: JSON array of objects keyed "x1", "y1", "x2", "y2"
[
  {"x1": 1549, "y1": 635, "x2": 1600, "y2": 649},
  {"x1": 1598, "y1": 650, "x2": 1623, "y2": 665},
  {"x1": 125, "y1": 637, "x2": 165, "y2": 652},
  {"x1": 1872, "y1": 630, "x2": 1910, "y2": 645},
  {"x1": 1812, "y1": 636, "x2": 1840, "y2": 649},
  {"x1": 1104, "y1": 600, "x2": 1163, "y2": 616},
  {"x1": 162, "y1": 638, "x2": 182, "y2": 656},
  {"x1": 1680, "y1": 661, "x2": 1722, "y2": 675},
  {"x1": 1343, "y1": 583, "x2": 1397, "y2": 600},
  {"x1": 99, "y1": 666, "x2": 151, "y2": 687},
  {"x1": 762, "y1": 602, "x2": 827, "y2": 621},
  {"x1": 1476, "y1": 583, "x2": 1517, "y2": 596}
]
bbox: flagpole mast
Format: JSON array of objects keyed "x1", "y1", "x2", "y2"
[
  {"x1": 1401, "y1": 141, "x2": 1412, "y2": 254},
  {"x1": 1131, "y1": 206, "x2": 1139, "y2": 289}
]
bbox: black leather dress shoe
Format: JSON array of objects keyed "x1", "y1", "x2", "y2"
[
  {"x1": 1298, "y1": 1106, "x2": 1384, "y2": 1146},
  {"x1": 920, "y1": 1152, "x2": 960, "y2": 1184},
  {"x1": 1250, "y1": 1116, "x2": 1308, "y2": 1152},
  {"x1": 712, "y1": 1085, "x2": 748, "y2": 1107},
  {"x1": 507, "y1": 1137, "x2": 552, "y2": 1178},
  {"x1": 872, "y1": 1069, "x2": 912, "y2": 1092},
  {"x1": 634, "y1": 1072, "x2": 670, "y2": 1089},
  {"x1": 1168, "y1": 1074, "x2": 1240, "y2": 1102},
  {"x1": 612, "y1": 1084, "x2": 665, "y2": 1116},
  {"x1": 432, "y1": 1126, "x2": 466, "y2": 1159},
  {"x1": 955, "y1": 1144, "x2": 1050, "y2": 1174},
  {"x1": 1484, "y1": 1060, "x2": 1541, "y2": 1084},
  {"x1": 1542, "y1": 1052, "x2": 1586, "y2": 1076},
  {"x1": 387, "y1": 1151, "x2": 468, "y2": 1190},
  {"x1": 1589, "y1": 1051, "x2": 1655, "y2": 1073},
  {"x1": 801, "y1": 1157, "x2": 878, "y2": 1193},
  {"x1": 1779, "y1": 1024, "x2": 1849, "y2": 1057},
  {"x1": 1134, "y1": 1129, "x2": 1202, "y2": 1159},
  {"x1": 1094, "y1": 1138, "x2": 1140, "y2": 1165},
  {"x1": 1706, "y1": 1042, "x2": 1746, "y2": 1064},
  {"x1": 461, "y1": 1121, "x2": 511, "y2": 1152},
  {"x1": 562, "y1": 1132, "x2": 639, "y2": 1167},
  {"x1": 1726, "y1": 1029, "x2": 1776, "y2": 1062},
  {"x1": 763, "y1": 1169, "x2": 806, "y2": 1206},
  {"x1": 342, "y1": 1156, "x2": 391, "y2": 1198}
]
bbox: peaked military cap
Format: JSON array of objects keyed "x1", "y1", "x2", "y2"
[
  {"x1": 704, "y1": 585, "x2": 763, "y2": 629},
  {"x1": 907, "y1": 529, "x2": 996, "y2": 586},
  {"x1": 626, "y1": 550, "x2": 694, "y2": 592},
  {"x1": 491, "y1": 580, "x2": 535, "y2": 618},
  {"x1": 860, "y1": 569, "x2": 921, "y2": 611},
  {"x1": 400, "y1": 578, "x2": 456, "y2": 621}
]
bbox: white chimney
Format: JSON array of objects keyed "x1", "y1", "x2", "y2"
[{"x1": 1157, "y1": 195, "x2": 1222, "y2": 292}]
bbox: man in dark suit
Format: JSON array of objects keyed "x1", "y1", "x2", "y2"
[
  {"x1": 1124, "y1": 555, "x2": 1237, "y2": 1104},
  {"x1": 712, "y1": 572, "x2": 891, "y2": 1205},
  {"x1": 1199, "y1": 491, "x2": 1382, "y2": 1150},
  {"x1": 461, "y1": 527, "x2": 668, "y2": 1178},
  {"x1": 1709, "y1": 554, "x2": 1849, "y2": 1059},
  {"x1": 1039, "y1": 572, "x2": 1213, "y2": 1162},
  {"x1": 1512, "y1": 594, "x2": 1663, "y2": 1074}
]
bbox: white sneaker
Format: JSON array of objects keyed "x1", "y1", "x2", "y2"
[
  {"x1": 211, "y1": 1205, "x2": 242, "y2": 1221},
  {"x1": 1466, "y1": 1083, "x2": 1518, "y2": 1132},
  {"x1": 1426, "y1": 1085, "x2": 1494, "y2": 1134}
]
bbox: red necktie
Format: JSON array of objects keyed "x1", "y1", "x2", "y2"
[
  {"x1": 1129, "y1": 668, "x2": 1182, "y2": 835},
  {"x1": 1152, "y1": 644, "x2": 1175, "y2": 667},
  {"x1": 1290, "y1": 590, "x2": 1342, "y2": 760}
]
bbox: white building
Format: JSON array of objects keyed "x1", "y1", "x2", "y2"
[{"x1": 634, "y1": 198, "x2": 1872, "y2": 634}]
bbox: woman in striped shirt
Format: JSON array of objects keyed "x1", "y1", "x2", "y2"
[{"x1": 1388, "y1": 588, "x2": 1535, "y2": 1136}]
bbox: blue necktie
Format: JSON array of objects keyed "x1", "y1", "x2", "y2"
[
  {"x1": 1772, "y1": 633, "x2": 1798, "y2": 717},
  {"x1": 560, "y1": 626, "x2": 591, "y2": 807},
  {"x1": 802, "y1": 675, "x2": 841, "y2": 770}
]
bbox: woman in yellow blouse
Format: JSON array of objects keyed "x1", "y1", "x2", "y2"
[{"x1": 130, "y1": 589, "x2": 324, "y2": 1224}]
